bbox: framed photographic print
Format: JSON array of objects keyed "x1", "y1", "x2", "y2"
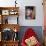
[
  {"x1": 10, "y1": 11, "x2": 15, "y2": 15},
  {"x1": 2, "y1": 10, "x2": 9, "y2": 15},
  {"x1": 25, "y1": 6, "x2": 35, "y2": 20},
  {"x1": 9, "y1": 9, "x2": 18, "y2": 15}
]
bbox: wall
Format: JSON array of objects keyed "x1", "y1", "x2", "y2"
[
  {"x1": 0, "y1": 0, "x2": 43, "y2": 26},
  {"x1": 18, "y1": 0, "x2": 43, "y2": 26}
]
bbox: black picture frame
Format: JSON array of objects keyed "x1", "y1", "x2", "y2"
[{"x1": 25, "y1": 6, "x2": 35, "y2": 20}]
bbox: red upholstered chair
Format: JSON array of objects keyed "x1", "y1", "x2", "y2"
[{"x1": 21, "y1": 28, "x2": 41, "y2": 46}]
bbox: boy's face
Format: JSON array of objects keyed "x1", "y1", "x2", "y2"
[{"x1": 26, "y1": 9, "x2": 33, "y2": 16}]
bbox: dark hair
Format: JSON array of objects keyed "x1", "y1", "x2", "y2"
[{"x1": 26, "y1": 6, "x2": 34, "y2": 10}]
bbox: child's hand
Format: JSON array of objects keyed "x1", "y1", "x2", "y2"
[
  {"x1": 30, "y1": 36, "x2": 38, "y2": 45},
  {"x1": 25, "y1": 38, "x2": 31, "y2": 46},
  {"x1": 25, "y1": 36, "x2": 38, "y2": 46}
]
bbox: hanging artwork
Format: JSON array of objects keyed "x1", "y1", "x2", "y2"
[{"x1": 25, "y1": 6, "x2": 35, "y2": 20}]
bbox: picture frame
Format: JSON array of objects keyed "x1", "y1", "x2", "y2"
[
  {"x1": 2, "y1": 10, "x2": 9, "y2": 15},
  {"x1": 9, "y1": 10, "x2": 18, "y2": 15},
  {"x1": 25, "y1": 6, "x2": 35, "y2": 20}
]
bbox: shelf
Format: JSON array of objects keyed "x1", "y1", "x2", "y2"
[
  {"x1": 0, "y1": 7, "x2": 19, "y2": 24},
  {"x1": 0, "y1": 7, "x2": 19, "y2": 10},
  {"x1": 0, "y1": 7, "x2": 20, "y2": 46},
  {"x1": 0, "y1": 24, "x2": 20, "y2": 31},
  {"x1": 2, "y1": 40, "x2": 19, "y2": 43}
]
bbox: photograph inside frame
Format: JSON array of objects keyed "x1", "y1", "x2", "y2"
[{"x1": 25, "y1": 6, "x2": 35, "y2": 20}]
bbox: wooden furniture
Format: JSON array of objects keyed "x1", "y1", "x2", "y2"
[
  {"x1": 0, "y1": 7, "x2": 19, "y2": 24},
  {"x1": 2, "y1": 41, "x2": 19, "y2": 46},
  {"x1": 0, "y1": 25, "x2": 20, "y2": 46},
  {"x1": 0, "y1": 7, "x2": 20, "y2": 46},
  {"x1": 0, "y1": 24, "x2": 20, "y2": 31}
]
